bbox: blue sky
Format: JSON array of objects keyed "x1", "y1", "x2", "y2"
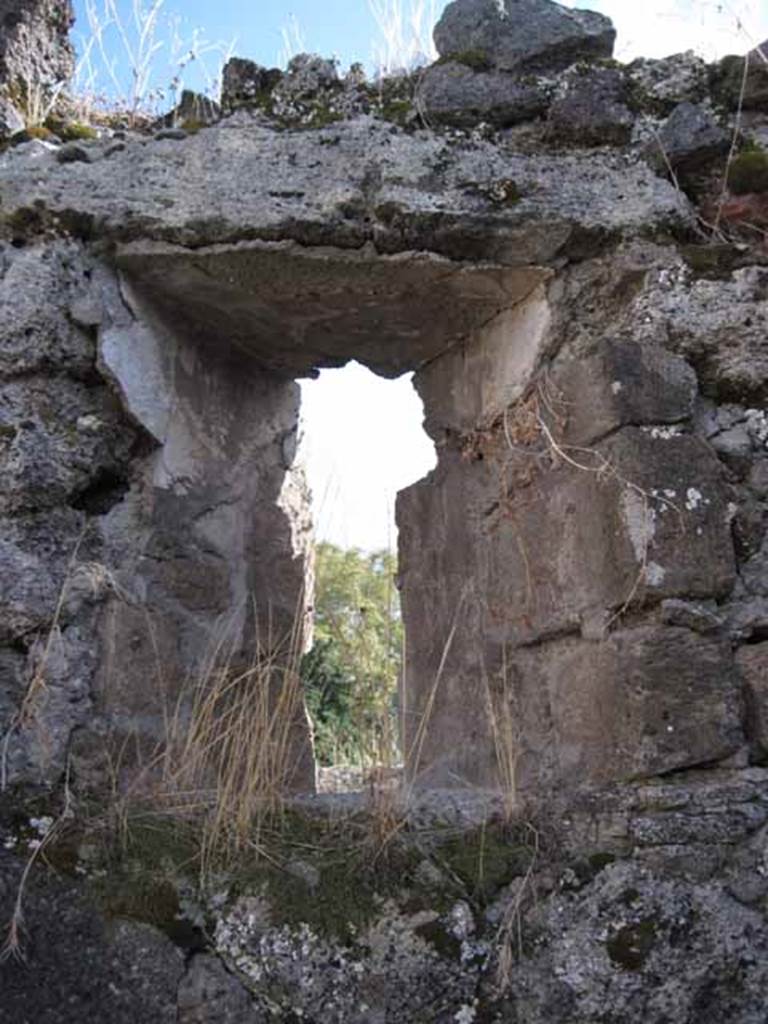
[{"x1": 71, "y1": 0, "x2": 767, "y2": 551}]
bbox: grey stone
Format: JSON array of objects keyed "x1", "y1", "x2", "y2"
[
  {"x1": 178, "y1": 953, "x2": 260, "y2": 1024},
  {"x1": 626, "y1": 51, "x2": 710, "y2": 113},
  {"x1": 712, "y1": 43, "x2": 768, "y2": 112},
  {"x1": 0, "y1": 241, "x2": 97, "y2": 378},
  {"x1": 511, "y1": 628, "x2": 743, "y2": 791},
  {"x1": 0, "y1": 116, "x2": 693, "y2": 266},
  {"x1": 630, "y1": 264, "x2": 768, "y2": 404},
  {"x1": 398, "y1": 419, "x2": 737, "y2": 789},
  {"x1": 154, "y1": 127, "x2": 187, "y2": 141},
  {"x1": 160, "y1": 88, "x2": 220, "y2": 128},
  {"x1": 55, "y1": 141, "x2": 90, "y2": 163},
  {"x1": 507, "y1": 861, "x2": 768, "y2": 1023},
  {"x1": 0, "y1": 509, "x2": 82, "y2": 645},
  {"x1": 220, "y1": 57, "x2": 282, "y2": 113},
  {"x1": 647, "y1": 101, "x2": 730, "y2": 175},
  {"x1": 725, "y1": 597, "x2": 768, "y2": 640},
  {"x1": 551, "y1": 339, "x2": 697, "y2": 446},
  {"x1": 0, "y1": 95, "x2": 23, "y2": 139},
  {"x1": 0, "y1": 849, "x2": 184, "y2": 1022},
  {"x1": 749, "y1": 458, "x2": 768, "y2": 497},
  {"x1": 433, "y1": 0, "x2": 616, "y2": 75},
  {"x1": 416, "y1": 60, "x2": 551, "y2": 128},
  {"x1": 549, "y1": 66, "x2": 633, "y2": 147},
  {"x1": 264, "y1": 53, "x2": 362, "y2": 127},
  {"x1": 215, "y1": 894, "x2": 482, "y2": 1023},
  {"x1": 115, "y1": 241, "x2": 547, "y2": 379},
  {"x1": 660, "y1": 598, "x2": 723, "y2": 633},
  {"x1": 0, "y1": 0, "x2": 75, "y2": 96},
  {"x1": 738, "y1": 642, "x2": 768, "y2": 761}
]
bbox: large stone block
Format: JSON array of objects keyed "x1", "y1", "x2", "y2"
[
  {"x1": 0, "y1": 0, "x2": 74, "y2": 93},
  {"x1": 415, "y1": 61, "x2": 552, "y2": 129},
  {"x1": 512, "y1": 628, "x2": 743, "y2": 790},
  {"x1": 738, "y1": 642, "x2": 768, "y2": 762},
  {"x1": 433, "y1": 0, "x2": 616, "y2": 75},
  {"x1": 551, "y1": 339, "x2": 697, "y2": 446}
]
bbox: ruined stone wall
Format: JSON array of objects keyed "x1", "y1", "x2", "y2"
[
  {"x1": 2, "y1": 0, "x2": 768, "y2": 1018},
  {"x1": 1, "y1": 0, "x2": 767, "y2": 805},
  {"x1": 398, "y1": 248, "x2": 763, "y2": 796},
  {"x1": 0, "y1": 240, "x2": 315, "y2": 790}
]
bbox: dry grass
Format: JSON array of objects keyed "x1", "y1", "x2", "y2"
[
  {"x1": 139, "y1": 603, "x2": 310, "y2": 876},
  {"x1": 483, "y1": 648, "x2": 520, "y2": 825},
  {"x1": 0, "y1": 770, "x2": 75, "y2": 964},
  {"x1": 72, "y1": 0, "x2": 234, "y2": 125},
  {"x1": 368, "y1": 0, "x2": 438, "y2": 76}
]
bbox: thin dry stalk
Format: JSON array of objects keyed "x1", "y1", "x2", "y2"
[
  {"x1": 159, "y1": 599, "x2": 310, "y2": 878},
  {"x1": 483, "y1": 647, "x2": 519, "y2": 823},
  {"x1": 494, "y1": 822, "x2": 539, "y2": 992},
  {"x1": 368, "y1": 0, "x2": 437, "y2": 76},
  {"x1": 1, "y1": 770, "x2": 75, "y2": 963},
  {"x1": 713, "y1": 47, "x2": 752, "y2": 235},
  {"x1": 1, "y1": 529, "x2": 88, "y2": 792}
]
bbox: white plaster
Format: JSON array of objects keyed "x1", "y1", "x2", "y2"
[
  {"x1": 621, "y1": 487, "x2": 656, "y2": 563},
  {"x1": 645, "y1": 562, "x2": 667, "y2": 586},
  {"x1": 685, "y1": 487, "x2": 704, "y2": 511},
  {"x1": 642, "y1": 425, "x2": 682, "y2": 439},
  {"x1": 97, "y1": 275, "x2": 174, "y2": 445},
  {"x1": 450, "y1": 279, "x2": 552, "y2": 431}
]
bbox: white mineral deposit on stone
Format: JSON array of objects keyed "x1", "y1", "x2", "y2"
[
  {"x1": 645, "y1": 562, "x2": 667, "y2": 586},
  {"x1": 685, "y1": 487, "x2": 704, "y2": 511},
  {"x1": 622, "y1": 486, "x2": 656, "y2": 562}
]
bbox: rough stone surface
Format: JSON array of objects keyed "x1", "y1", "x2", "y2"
[
  {"x1": 513, "y1": 627, "x2": 743, "y2": 790},
  {"x1": 0, "y1": 0, "x2": 75, "y2": 97},
  {"x1": 629, "y1": 262, "x2": 768, "y2": 403},
  {"x1": 1, "y1": 11, "x2": 768, "y2": 1021},
  {"x1": 548, "y1": 66, "x2": 633, "y2": 147},
  {"x1": 505, "y1": 860, "x2": 768, "y2": 1023},
  {"x1": 626, "y1": 51, "x2": 709, "y2": 113},
  {"x1": 177, "y1": 953, "x2": 260, "y2": 1023},
  {"x1": 712, "y1": 43, "x2": 768, "y2": 112},
  {"x1": 433, "y1": 0, "x2": 616, "y2": 74},
  {"x1": 646, "y1": 101, "x2": 730, "y2": 174},
  {"x1": 0, "y1": 93, "x2": 23, "y2": 138},
  {"x1": 160, "y1": 88, "x2": 221, "y2": 128},
  {"x1": 0, "y1": 850, "x2": 184, "y2": 1022},
  {"x1": 0, "y1": 115, "x2": 692, "y2": 264},
  {"x1": 221, "y1": 57, "x2": 282, "y2": 113},
  {"x1": 738, "y1": 642, "x2": 768, "y2": 761},
  {"x1": 416, "y1": 60, "x2": 552, "y2": 128}
]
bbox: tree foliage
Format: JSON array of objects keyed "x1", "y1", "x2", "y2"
[{"x1": 302, "y1": 542, "x2": 402, "y2": 766}]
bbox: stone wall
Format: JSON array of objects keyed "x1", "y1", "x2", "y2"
[
  {"x1": 0, "y1": 0, "x2": 74, "y2": 136},
  {"x1": 2, "y1": 0, "x2": 768, "y2": 1017},
  {"x1": 0, "y1": 0, "x2": 766, "y2": 804}
]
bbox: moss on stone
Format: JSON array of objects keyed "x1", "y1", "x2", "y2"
[
  {"x1": 414, "y1": 918, "x2": 462, "y2": 959},
  {"x1": 606, "y1": 917, "x2": 657, "y2": 970},
  {"x1": 380, "y1": 98, "x2": 413, "y2": 125},
  {"x1": 727, "y1": 148, "x2": 768, "y2": 195},
  {"x1": 24, "y1": 124, "x2": 53, "y2": 140},
  {"x1": 438, "y1": 826, "x2": 532, "y2": 902},
  {"x1": 680, "y1": 243, "x2": 744, "y2": 280},
  {"x1": 435, "y1": 50, "x2": 493, "y2": 73},
  {"x1": 45, "y1": 117, "x2": 98, "y2": 141}
]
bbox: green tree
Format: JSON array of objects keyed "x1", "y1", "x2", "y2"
[{"x1": 302, "y1": 542, "x2": 402, "y2": 766}]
